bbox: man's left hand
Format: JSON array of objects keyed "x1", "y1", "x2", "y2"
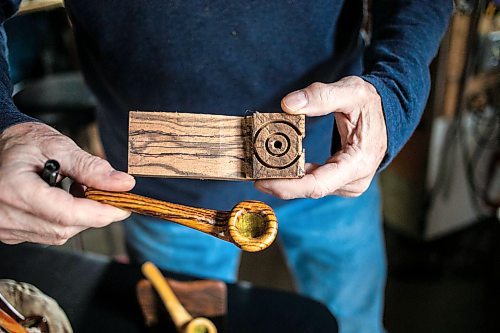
[{"x1": 255, "y1": 76, "x2": 387, "y2": 199}]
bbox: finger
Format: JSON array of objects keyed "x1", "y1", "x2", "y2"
[
  {"x1": 0, "y1": 228, "x2": 22, "y2": 243},
  {"x1": 255, "y1": 173, "x2": 321, "y2": 199},
  {"x1": 0, "y1": 228, "x2": 74, "y2": 246},
  {"x1": 0, "y1": 237, "x2": 23, "y2": 245},
  {"x1": 304, "y1": 162, "x2": 322, "y2": 173},
  {"x1": 281, "y1": 77, "x2": 375, "y2": 117},
  {"x1": 0, "y1": 229, "x2": 23, "y2": 243},
  {"x1": 331, "y1": 181, "x2": 372, "y2": 198},
  {"x1": 255, "y1": 148, "x2": 365, "y2": 199},
  {"x1": 332, "y1": 174, "x2": 374, "y2": 197},
  {"x1": 0, "y1": 205, "x2": 88, "y2": 245},
  {"x1": 254, "y1": 163, "x2": 320, "y2": 196},
  {"x1": 45, "y1": 143, "x2": 135, "y2": 192},
  {"x1": 2, "y1": 123, "x2": 134, "y2": 191},
  {"x1": 6, "y1": 227, "x2": 85, "y2": 245},
  {"x1": 12, "y1": 176, "x2": 132, "y2": 228}
]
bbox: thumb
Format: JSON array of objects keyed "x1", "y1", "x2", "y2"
[
  {"x1": 56, "y1": 148, "x2": 135, "y2": 191},
  {"x1": 281, "y1": 79, "x2": 362, "y2": 117},
  {"x1": 281, "y1": 82, "x2": 339, "y2": 117}
]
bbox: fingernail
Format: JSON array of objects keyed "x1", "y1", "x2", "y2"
[
  {"x1": 283, "y1": 90, "x2": 308, "y2": 111},
  {"x1": 110, "y1": 170, "x2": 134, "y2": 183},
  {"x1": 115, "y1": 209, "x2": 131, "y2": 221}
]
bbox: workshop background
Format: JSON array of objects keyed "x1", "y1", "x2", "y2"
[{"x1": 5, "y1": 0, "x2": 500, "y2": 332}]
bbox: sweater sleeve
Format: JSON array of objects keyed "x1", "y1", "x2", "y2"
[
  {"x1": 0, "y1": 0, "x2": 38, "y2": 133},
  {"x1": 360, "y1": 0, "x2": 454, "y2": 170}
]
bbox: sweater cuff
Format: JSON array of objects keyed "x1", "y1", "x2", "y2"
[
  {"x1": 0, "y1": 98, "x2": 39, "y2": 133},
  {"x1": 360, "y1": 74, "x2": 407, "y2": 171}
]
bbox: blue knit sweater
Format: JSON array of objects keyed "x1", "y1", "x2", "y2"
[{"x1": 0, "y1": 1, "x2": 452, "y2": 208}]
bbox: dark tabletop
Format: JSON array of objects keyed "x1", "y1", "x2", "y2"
[{"x1": 0, "y1": 243, "x2": 337, "y2": 333}]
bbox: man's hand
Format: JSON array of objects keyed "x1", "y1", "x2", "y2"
[
  {"x1": 0, "y1": 122, "x2": 135, "y2": 245},
  {"x1": 255, "y1": 76, "x2": 387, "y2": 199}
]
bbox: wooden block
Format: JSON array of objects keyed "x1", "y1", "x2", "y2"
[
  {"x1": 128, "y1": 112, "x2": 246, "y2": 179},
  {"x1": 136, "y1": 278, "x2": 227, "y2": 328},
  {"x1": 167, "y1": 279, "x2": 227, "y2": 318},
  {"x1": 128, "y1": 111, "x2": 305, "y2": 180},
  {"x1": 250, "y1": 112, "x2": 305, "y2": 179}
]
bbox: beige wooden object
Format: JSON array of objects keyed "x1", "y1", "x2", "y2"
[
  {"x1": 128, "y1": 111, "x2": 305, "y2": 180},
  {"x1": 136, "y1": 278, "x2": 226, "y2": 328},
  {"x1": 141, "y1": 262, "x2": 217, "y2": 333}
]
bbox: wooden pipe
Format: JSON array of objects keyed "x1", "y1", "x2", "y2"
[
  {"x1": 141, "y1": 262, "x2": 217, "y2": 333},
  {"x1": 84, "y1": 188, "x2": 278, "y2": 252}
]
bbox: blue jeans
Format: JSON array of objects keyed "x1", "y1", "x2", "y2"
[{"x1": 124, "y1": 179, "x2": 386, "y2": 333}]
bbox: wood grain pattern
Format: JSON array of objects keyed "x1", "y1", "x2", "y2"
[
  {"x1": 251, "y1": 112, "x2": 305, "y2": 179},
  {"x1": 129, "y1": 111, "x2": 247, "y2": 179},
  {"x1": 128, "y1": 111, "x2": 305, "y2": 180},
  {"x1": 84, "y1": 188, "x2": 278, "y2": 252},
  {"x1": 136, "y1": 279, "x2": 158, "y2": 327},
  {"x1": 227, "y1": 200, "x2": 278, "y2": 253},
  {"x1": 167, "y1": 280, "x2": 226, "y2": 318},
  {"x1": 141, "y1": 262, "x2": 217, "y2": 333}
]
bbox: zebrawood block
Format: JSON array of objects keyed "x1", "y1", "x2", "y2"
[{"x1": 128, "y1": 111, "x2": 305, "y2": 180}]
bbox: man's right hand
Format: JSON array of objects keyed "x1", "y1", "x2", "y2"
[{"x1": 0, "y1": 122, "x2": 135, "y2": 245}]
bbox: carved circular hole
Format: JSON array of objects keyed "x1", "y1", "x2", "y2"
[
  {"x1": 265, "y1": 133, "x2": 289, "y2": 157},
  {"x1": 236, "y1": 212, "x2": 268, "y2": 239}
]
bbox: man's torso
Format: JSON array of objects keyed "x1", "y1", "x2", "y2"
[{"x1": 64, "y1": 0, "x2": 363, "y2": 207}]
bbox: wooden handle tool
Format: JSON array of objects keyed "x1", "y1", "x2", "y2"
[
  {"x1": 84, "y1": 188, "x2": 278, "y2": 252},
  {"x1": 141, "y1": 262, "x2": 217, "y2": 333},
  {"x1": 137, "y1": 278, "x2": 227, "y2": 327}
]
